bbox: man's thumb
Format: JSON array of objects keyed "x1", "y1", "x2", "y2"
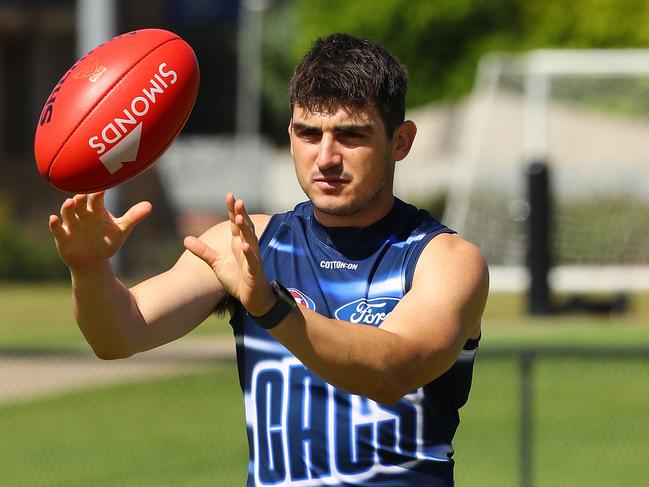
[
  {"x1": 119, "y1": 201, "x2": 152, "y2": 233},
  {"x1": 184, "y1": 236, "x2": 220, "y2": 268}
]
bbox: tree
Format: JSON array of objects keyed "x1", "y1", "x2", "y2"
[{"x1": 259, "y1": 0, "x2": 649, "y2": 142}]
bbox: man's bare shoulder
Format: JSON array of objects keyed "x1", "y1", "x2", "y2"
[
  {"x1": 411, "y1": 232, "x2": 489, "y2": 338},
  {"x1": 417, "y1": 232, "x2": 488, "y2": 277}
]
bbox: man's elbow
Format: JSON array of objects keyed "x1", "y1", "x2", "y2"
[
  {"x1": 368, "y1": 389, "x2": 404, "y2": 407},
  {"x1": 89, "y1": 341, "x2": 136, "y2": 360},
  {"x1": 361, "y1": 375, "x2": 415, "y2": 406},
  {"x1": 94, "y1": 349, "x2": 133, "y2": 360},
  {"x1": 366, "y1": 358, "x2": 454, "y2": 406}
]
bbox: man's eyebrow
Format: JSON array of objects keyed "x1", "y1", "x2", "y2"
[
  {"x1": 334, "y1": 122, "x2": 375, "y2": 133},
  {"x1": 291, "y1": 121, "x2": 375, "y2": 132},
  {"x1": 291, "y1": 122, "x2": 318, "y2": 132}
]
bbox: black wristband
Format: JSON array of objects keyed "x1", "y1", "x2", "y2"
[{"x1": 247, "y1": 281, "x2": 296, "y2": 330}]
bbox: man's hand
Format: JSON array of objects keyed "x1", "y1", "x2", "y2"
[
  {"x1": 183, "y1": 193, "x2": 275, "y2": 316},
  {"x1": 48, "y1": 192, "x2": 152, "y2": 272}
]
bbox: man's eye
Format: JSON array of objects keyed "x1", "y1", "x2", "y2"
[
  {"x1": 298, "y1": 130, "x2": 320, "y2": 140},
  {"x1": 340, "y1": 131, "x2": 365, "y2": 142}
]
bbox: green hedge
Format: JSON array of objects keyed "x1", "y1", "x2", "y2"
[{"x1": 0, "y1": 206, "x2": 67, "y2": 280}]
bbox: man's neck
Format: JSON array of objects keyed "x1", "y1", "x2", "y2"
[{"x1": 313, "y1": 195, "x2": 395, "y2": 228}]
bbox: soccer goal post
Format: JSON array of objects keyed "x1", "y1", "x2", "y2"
[{"x1": 443, "y1": 49, "x2": 649, "y2": 311}]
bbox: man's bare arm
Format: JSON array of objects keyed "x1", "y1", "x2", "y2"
[
  {"x1": 49, "y1": 192, "x2": 255, "y2": 359},
  {"x1": 69, "y1": 250, "x2": 226, "y2": 360},
  {"x1": 269, "y1": 233, "x2": 488, "y2": 404}
]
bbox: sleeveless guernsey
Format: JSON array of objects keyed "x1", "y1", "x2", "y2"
[{"x1": 230, "y1": 198, "x2": 480, "y2": 486}]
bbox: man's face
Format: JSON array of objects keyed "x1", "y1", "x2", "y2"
[{"x1": 288, "y1": 104, "x2": 397, "y2": 226}]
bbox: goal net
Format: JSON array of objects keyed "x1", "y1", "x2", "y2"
[{"x1": 443, "y1": 49, "x2": 649, "y2": 294}]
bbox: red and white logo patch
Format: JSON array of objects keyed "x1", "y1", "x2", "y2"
[{"x1": 288, "y1": 288, "x2": 316, "y2": 311}]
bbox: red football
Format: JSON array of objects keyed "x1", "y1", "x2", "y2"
[{"x1": 34, "y1": 28, "x2": 200, "y2": 193}]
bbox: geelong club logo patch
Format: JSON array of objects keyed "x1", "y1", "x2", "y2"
[{"x1": 288, "y1": 288, "x2": 316, "y2": 311}]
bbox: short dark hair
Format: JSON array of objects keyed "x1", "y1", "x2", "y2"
[{"x1": 289, "y1": 33, "x2": 408, "y2": 137}]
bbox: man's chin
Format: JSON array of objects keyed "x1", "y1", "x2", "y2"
[
  {"x1": 314, "y1": 204, "x2": 354, "y2": 217},
  {"x1": 310, "y1": 196, "x2": 359, "y2": 217}
]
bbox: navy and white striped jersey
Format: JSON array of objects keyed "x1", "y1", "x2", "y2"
[{"x1": 229, "y1": 198, "x2": 480, "y2": 486}]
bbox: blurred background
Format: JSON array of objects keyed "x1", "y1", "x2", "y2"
[{"x1": 2, "y1": 0, "x2": 649, "y2": 485}]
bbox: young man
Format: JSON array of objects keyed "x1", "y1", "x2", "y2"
[{"x1": 49, "y1": 33, "x2": 488, "y2": 486}]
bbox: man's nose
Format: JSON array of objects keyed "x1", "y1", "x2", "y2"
[{"x1": 316, "y1": 134, "x2": 342, "y2": 170}]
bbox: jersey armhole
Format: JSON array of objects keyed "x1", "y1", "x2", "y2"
[
  {"x1": 258, "y1": 211, "x2": 291, "y2": 258},
  {"x1": 403, "y1": 228, "x2": 456, "y2": 293}
]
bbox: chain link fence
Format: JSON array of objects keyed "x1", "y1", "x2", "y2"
[
  {"x1": 0, "y1": 346, "x2": 249, "y2": 486},
  {"x1": 455, "y1": 347, "x2": 649, "y2": 486}
]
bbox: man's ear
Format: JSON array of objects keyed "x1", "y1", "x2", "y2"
[
  {"x1": 288, "y1": 120, "x2": 294, "y2": 157},
  {"x1": 392, "y1": 120, "x2": 417, "y2": 162}
]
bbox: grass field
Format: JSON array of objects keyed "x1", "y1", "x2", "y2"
[
  {"x1": 454, "y1": 357, "x2": 649, "y2": 486},
  {"x1": 2, "y1": 282, "x2": 649, "y2": 485},
  {"x1": 0, "y1": 365, "x2": 248, "y2": 486},
  {"x1": 4, "y1": 356, "x2": 648, "y2": 486},
  {"x1": 0, "y1": 282, "x2": 230, "y2": 352},
  {"x1": 3, "y1": 282, "x2": 649, "y2": 351}
]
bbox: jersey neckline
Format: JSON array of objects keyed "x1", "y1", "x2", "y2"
[{"x1": 306, "y1": 198, "x2": 409, "y2": 259}]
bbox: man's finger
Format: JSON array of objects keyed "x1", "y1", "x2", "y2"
[
  {"x1": 236, "y1": 213, "x2": 260, "y2": 255},
  {"x1": 234, "y1": 197, "x2": 258, "y2": 248},
  {"x1": 184, "y1": 236, "x2": 220, "y2": 268},
  {"x1": 240, "y1": 238, "x2": 263, "y2": 276},
  {"x1": 225, "y1": 193, "x2": 236, "y2": 217},
  {"x1": 60, "y1": 198, "x2": 77, "y2": 227},
  {"x1": 226, "y1": 193, "x2": 239, "y2": 236},
  {"x1": 235, "y1": 199, "x2": 255, "y2": 234},
  {"x1": 48, "y1": 214, "x2": 68, "y2": 239},
  {"x1": 88, "y1": 192, "x2": 106, "y2": 213},
  {"x1": 73, "y1": 193, "x2": 89, "y2": 216},
  {"x1": 235, "y1": 214, "x2": 264, "y2": 277}
]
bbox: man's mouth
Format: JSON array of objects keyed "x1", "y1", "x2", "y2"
[{"x1": 314, "y1": 177, "x2": 349, "y2": 189}]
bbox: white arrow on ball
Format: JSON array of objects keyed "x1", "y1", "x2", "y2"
[{"x1": 100, "y1": 122, "x2": 143, "y2": 174}]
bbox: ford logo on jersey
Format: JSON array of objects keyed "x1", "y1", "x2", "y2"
[{"x1": 335, "y1": 297, "x2": 400, "y2": 326}]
